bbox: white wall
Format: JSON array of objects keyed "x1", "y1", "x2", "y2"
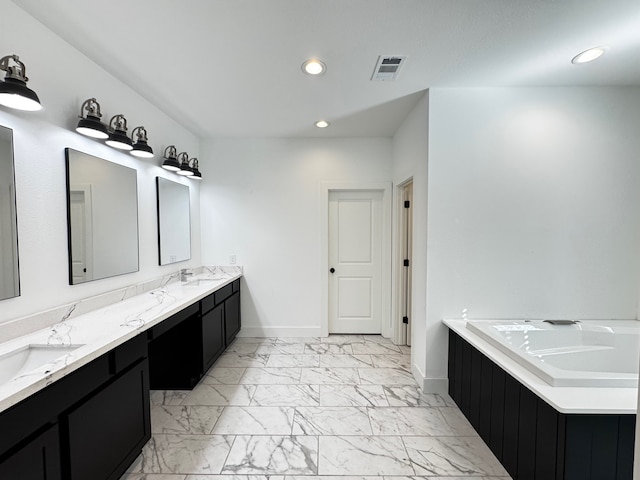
[
  {"x1": 391, "y1": 91, "x2": 432, "y2": 388},
  {"x1": 200, "y1": 137, "x2": 392, "y2": 336},
  {"x1": 0, "y1": 0, "x2": 201, "y2": 325},
  {"x1": 424, "y1": 87, "x2": 640, "y2": 388}
]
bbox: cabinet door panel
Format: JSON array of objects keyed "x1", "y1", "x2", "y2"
[
  {"x1": 66, "y1": 360, "x2": 150, "y2": 480},
  {"x1": 203, "y1": 304, "x2": 225, "y2": 370},
  {"x1": 225, "y1": 292, "x2": 241, "y2": 344},
  {"x1": 0, "y1": 424, "x2": 61, "y2": 480}
]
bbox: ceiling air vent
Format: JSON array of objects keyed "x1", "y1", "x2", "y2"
[{"x1": 371, "y1": 55, "x2": 406, "y2": 81}]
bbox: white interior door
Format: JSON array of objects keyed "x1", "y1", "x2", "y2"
[
  {"x1": 329, "y1": 190, "x2": 383, "y2": 334},
  {"x1": 70, "y1": 185, "x2": 93, "y2": 283}
]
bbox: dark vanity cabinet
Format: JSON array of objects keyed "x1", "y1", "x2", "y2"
[
  {"x1": 0, "y1": 278, "x2": 241, "y2": 479},
  {"x1": 202, "y1": 278, "x2": 241, "y2": 369},
  {"x1": 149, "y1": 278, "x2": 242, "y2": 389},
  {"x1": 0, "y1": 333, "x2": 150, "y2": 480}
]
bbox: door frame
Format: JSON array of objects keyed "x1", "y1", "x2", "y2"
[
  {"x1": 392, "y1": 178, "x2": 413, "y2": 345},
  {"x1": 320, "y1": 181, "x2": 392, "y2": 337}
]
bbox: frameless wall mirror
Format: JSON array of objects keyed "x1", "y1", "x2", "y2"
[
  {"x1": 65, "y1": 148, "x2": 139, "y2": 285},
  {"x1": 156, "y1": 177, "x2": 191, "y2": 265},
  {"x1": 0, "y1": 125, "x2": 19, "y2": 300}
]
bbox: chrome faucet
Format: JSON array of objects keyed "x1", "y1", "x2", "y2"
[{"x1": 180, "y1": 268, "x2": 194, "y2": 282}]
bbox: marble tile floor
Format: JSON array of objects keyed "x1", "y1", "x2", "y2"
[{"x1": 121, "y1": 335, "x2": 511, "y2": 480}]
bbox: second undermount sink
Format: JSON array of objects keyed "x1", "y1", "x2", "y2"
[{"x1": 0, "y1": 344, "x2": 84, "y2": 385}]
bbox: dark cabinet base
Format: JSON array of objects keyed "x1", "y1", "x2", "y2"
[
  {"x1": 448, "y1": 330, "x2": 635, "y2": 480},
  {"x1": 0, "y1": 278, "x2": 242, "y2": 480},
  {"x1": 0, "y1": 424, "x2": 61, "y2": 480},
  {"x1": 65, "y1": 359, "x2": 151, "y2": 480}
]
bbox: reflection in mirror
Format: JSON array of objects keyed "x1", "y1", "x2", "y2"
[
  {"x1": 156, "y1": 177, "x2": 191, "y2": 265},
  {"x1": 0, "y1": 126, "x2": 19, "y2": 300},
  {"x1": 65, "y1": 148, "x2": 139, "y2": 284}
]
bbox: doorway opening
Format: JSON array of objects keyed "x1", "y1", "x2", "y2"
[{"x1": 394, "y1": 179, "x2": 413, "y2": 346}]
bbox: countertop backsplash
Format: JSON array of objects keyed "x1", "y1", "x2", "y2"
[{"x1": 0, "y1": 266, "x2": 242, "y2": 344}]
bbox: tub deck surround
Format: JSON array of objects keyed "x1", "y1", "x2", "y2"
[
  {"x1": 0, "y1": 266, "x2": 242, "y2": 414},
  {"x1": 443, "y1": 319, "x2": 638, "y2": 414},
  {"x1": 466, "y1": 319, "x2": 640, "y2": 388}
]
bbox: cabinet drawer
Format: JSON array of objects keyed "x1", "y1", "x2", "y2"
[
  {"x1": 201, "y1": 292, "x2": 216, "y2": 315},
  {"x1": 110, "y1": 334, "x2": 148, "y2": 374},
  {"x1": 149, "y1": 302, "x2": 199, "y2": 339},
  {"x1": 214, "y1": 284, "x2": 234, "y2": 305},
  {"x1": 232, "y1": 279, "x2": 240, "y2": 293}
]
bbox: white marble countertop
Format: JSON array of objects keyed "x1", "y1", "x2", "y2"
[
  {"x1": 0, "y1": 267, "x2": 242, "y2": 414},
  {"x1": 443, "y1": 318, "x2": 638, "y2": 414}
]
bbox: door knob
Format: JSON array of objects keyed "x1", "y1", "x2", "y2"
[{"x1": 329, "y1": 267, "x2": 335, "y2": 274}]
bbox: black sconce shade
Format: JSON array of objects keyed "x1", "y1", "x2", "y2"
[
  {"x1": 161, "y1": 145, "x2": 180, "y2": 171},
  {"x1": 130, "y1": 126, "x2": 154, "y2": 158},
  {"x1": 0, "y1": 55, "x2": 42, "y2": 111},
  {"x1": 76, "y1": 98, "x2": 108, "y2": 139},
  {"x1": 106, "y1": 114, "x2": 133, "y2": 150},
  {"x1": 176, "y1": 152, "x2": 194, "y2": 176},
  {"x1": 189, "y1": 158, "x2": 202, "y2": 180}
]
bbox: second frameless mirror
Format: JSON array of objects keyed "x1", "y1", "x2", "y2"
[
  {"x1": 156, "y1": 177, "x2": 191, "y2": 265},
  {"x1": 65, "y1": 148, "x2": 139, "y2": 284}
]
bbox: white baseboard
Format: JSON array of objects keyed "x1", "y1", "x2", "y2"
[
  {"x1": 422, "y1": 377, "x2": 449, "y2": 394},
  {"x1": 237, "y1": 326, "x2": 324, "y2": 338},
  {"x1": 411, "y1": 362, "x2": 448, "y2": 394}
]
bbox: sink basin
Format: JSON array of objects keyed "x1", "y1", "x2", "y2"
[{"x1": 0, "y1": 344, "x2": 84, "y2": 385}]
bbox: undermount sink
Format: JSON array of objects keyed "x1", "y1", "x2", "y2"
[{"x1": 0, "y1": 344, "x2": 84, "y2": 385}]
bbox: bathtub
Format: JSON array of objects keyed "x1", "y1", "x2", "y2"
[{"x1": 466, "y1": 320, "x2": 640, "y2": 388}]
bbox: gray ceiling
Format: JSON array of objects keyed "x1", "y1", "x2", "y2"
[{"x1": 11, "y1": 0, "x2": 640, "y2": 138}]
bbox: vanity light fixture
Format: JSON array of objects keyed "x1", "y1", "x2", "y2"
[
  {"x1": 302, "y1": 58, "x2": 326, "y2": 75},
  {"x1": 0, "y1": 54, "x2": 42, "y2": 111},
  {"x1": 130, "y1": 126, "x2": 154, "y2": 158},
  {"x1": 105, "y1": 114, "x2": 133, "y2": 150},
  {"x1": 189, "y1": 158, "x2": 202, "y2": 180},
  {"x1": 176, "y1": 152, "x2": 194, "y2": 176},
  {"x1": 76, "y1": 98, "x2": 109, "y2": 139},
  {"x1": 571, "y1": 46, "x2": 608, "y2": 64},
  {"x1": 314, "y1": 120, "x2": 330, "y2": 128},
  {"x1": 161, "y1": 145, "x2": 180, "y2": 171}
]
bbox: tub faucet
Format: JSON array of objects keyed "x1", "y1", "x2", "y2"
[{"x1": 180, "y1": 268, "x2": 193, "y2": 282}]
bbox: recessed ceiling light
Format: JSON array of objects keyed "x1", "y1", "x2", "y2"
[
  {"x1": 314, "y1": 120, "x2": 330, "y2": 128},
  {"x1": 302, "y1": 59, "x2": 326, "y2": 75},
  {"x1": 571, "y1": 46, "x2": 608, "y2": 64}
]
